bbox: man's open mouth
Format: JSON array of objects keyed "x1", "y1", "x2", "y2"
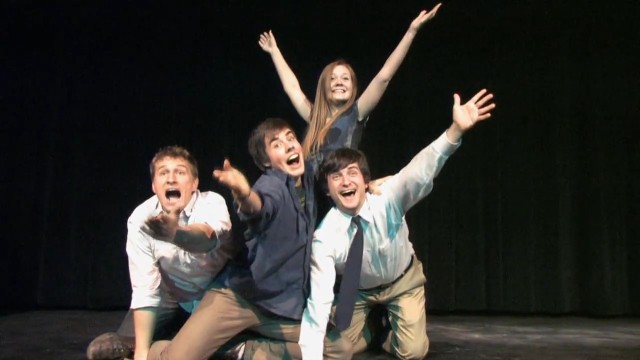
[
  {"x1": 286, "y1": 154, "x2": 300, "y2": 166},
  {"x1": 340, "y1": 189, "x2": 356, "y2": 198},
  {"x1": 165, "y1": 189, "x2": 181, "y2": 200}
]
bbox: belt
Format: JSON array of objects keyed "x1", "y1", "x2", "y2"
[{"x1": 361, "y1": 256, "x2": 414, "y2": 291}]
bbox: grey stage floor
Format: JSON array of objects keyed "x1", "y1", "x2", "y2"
[{"x1": 0, "y1": 310, "x2": 639, "y2": 359}]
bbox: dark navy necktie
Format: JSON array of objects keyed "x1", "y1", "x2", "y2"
[{"x1": 335, "y1": 215, "x2": 364, "y2": 330}]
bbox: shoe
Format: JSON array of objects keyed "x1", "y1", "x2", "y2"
[{"x1": 86, "y1": 332, "x2": 134, "y2": 359}]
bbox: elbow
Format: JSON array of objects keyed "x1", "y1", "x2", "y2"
[{"x1": 374, "y1": 75, "x2": 392, "y2": 88}]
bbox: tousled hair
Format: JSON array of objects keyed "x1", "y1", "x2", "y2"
[
  {"x1": 149, "y1": 145, "x2": 199, "y2": 179},
  {"x1": 302, "y1": 60, "x2": 358, "y2": 156},
  {"x1": 248, "y1": 117, "x2": 296, "y2": 172},
  {"x1": 318, "y1": 148, "x2": 371, "y2": 193}
]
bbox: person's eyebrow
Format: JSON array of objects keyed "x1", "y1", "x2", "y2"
[{"x1": 268, "y1": 130, "x2": 294, "y2": 144}]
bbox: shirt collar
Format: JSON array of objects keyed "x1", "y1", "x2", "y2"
[
  {"x1": 265, "y1": 162, "x2": 313, "y2": 188},
  {"x1": 182, "y1": 190, "x2": 199, "y2": 217},
  {"x1": 334, "y1": 195, "x2": 372, "y2": 225},
  {"x1": 265, "y1": 168, "x2": 298, "y2": 187},
  {"x1": 265, "y1": 167, "x2": 288, "y2": 181}
]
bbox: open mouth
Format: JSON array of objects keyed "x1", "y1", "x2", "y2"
[
  {"x1": 286, "y1": 154, "x2": 301, "y2": 166},
  {"x1": 165, "y1": 189, "x2": 181, "y2": 200},
  {"x1": 340, "y1": 189, "x2": 356, "y2": 198}
]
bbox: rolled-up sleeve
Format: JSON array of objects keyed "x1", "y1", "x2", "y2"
[
  {"x1": 193, "y1": 192, "x2": 233, "y2": 258},
  {"x1": 126, "y1": 215, "x2": 161, "y2": 309},
  {"x1": 193, "y1": 192, "x2": 236, "y2": 277}
]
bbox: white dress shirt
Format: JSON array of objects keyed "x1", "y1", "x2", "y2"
[
  {"x1": 126, "y1": 190, "x2": 232, "y2": 310},
  {"x1": 299, "y1": 131, "x2": 460, "y2": 359}
]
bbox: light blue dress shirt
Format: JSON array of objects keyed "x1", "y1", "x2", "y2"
[{"x1": 299, "y1": 131, "x2": 460, "y2": 359}]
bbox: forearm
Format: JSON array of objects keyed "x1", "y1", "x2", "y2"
[
  {"x1": 173, "y1": 224, "x2": 218, "y2": 253},
  {"x1": 375, "y1": 28, "x2": 419, "y2": 83},
  {"x1": 268, "y1": 47, "x2": 311, "y2": 121},
  {"x1": 358, "y1": 28, "x2": 420, "y2": 118},
  {"x1": 299, "y1": 320, "x2": 326, "y2": 360},
  {"x1": 235, "y1": 190, "x2": 262, "y2": 215},
  {"x1": 300, "y1": 250, "x2": 336, "y2": 358},
  {"x1": 132, "y1": 308, "x2": 157, "y2": 359},
  {"x1": 391, "y1": 131, "x2": 460, "y2": 213},
  {"x1": 270, "y1": 47, "x2": 300, "y2": 94}
]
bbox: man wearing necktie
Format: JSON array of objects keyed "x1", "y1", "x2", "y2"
[{"x1": 299, "y1": 89, "x2": 495, "y2": 359}]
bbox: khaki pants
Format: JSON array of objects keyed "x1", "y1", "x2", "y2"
[
  {"x1": 340, "y1": 255, "x2": 429, "y2": 360},
  {"x1": 115, "y1": 307, "x2": 190, "y2": 341},
  {"x1": 148, "y1": 286, "x2": 351, "y2": 360}
]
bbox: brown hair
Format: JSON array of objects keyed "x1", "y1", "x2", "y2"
[
  {"x1": 149, "y1": 146, "x2": 199, "y2": 179},
  {"x1": 302, "y1": 60, "x2": 358, "y2": 156},
  {"x1": 318, "y1": 148, "x2": 371, "y2": 193},
  {"x1": 248, "y1": 117, "x2": 295, "y2": 172}
]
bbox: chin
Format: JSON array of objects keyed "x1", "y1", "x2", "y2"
[
  {"x1": 332, "y1": 98, "x2": 349, "y2": 105},
  {"x1": 286, "y1": 167, "x2": 305, "y2": 178},
  {"x1": 161, "y1": 199, "x2": 183, "y2": 211},
  {"x1": 337, "y1": 204, "x2": 356, "y2": 214}
]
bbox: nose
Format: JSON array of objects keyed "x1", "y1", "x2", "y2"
[
  {"x1": 286, "y1": 141, "x2": 295, "y2": 152},
  {"x1": 167, "y1": 172, "x2": 177, "y2": 183}
]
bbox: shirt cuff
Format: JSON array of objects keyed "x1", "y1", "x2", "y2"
[
  {"x1": 436, "y1": 130, "x2": 461, "y2": 156},
  {"x1": 130, "y1": 293, "x2": 161, "y2": 309}
]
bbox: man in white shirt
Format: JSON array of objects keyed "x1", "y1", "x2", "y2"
[
  {"x1": 299, "y1": 89, "x2": 495, "y2": 360},
  {"x1": 86, "y1": 145, "x2": 235, "y2": 360}
]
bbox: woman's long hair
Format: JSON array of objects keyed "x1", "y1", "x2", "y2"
[{"x1": 302, "y1": 60, "x2": 358, "y2": 156}]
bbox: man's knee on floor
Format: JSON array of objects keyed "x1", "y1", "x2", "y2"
[
  {"x1": 325, "y1": 331, "x2": 355, "y2": 359},
  {"x1": 148, "y1": 339, "x2": 172, "y2": 360},
  {"x1": 394, "y1": 336, "x2": 429, "y2": 360}
]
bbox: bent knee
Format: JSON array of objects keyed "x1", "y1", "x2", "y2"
[
  {"x1": 395, "y1": 336, "x2": 429, "y2": 360},
  {"x1": 148, "y1": 340, "x2": 172, "y2": 360},
  {"x1": 326, "y1": 333, "x2": 354, "y2": 359}
]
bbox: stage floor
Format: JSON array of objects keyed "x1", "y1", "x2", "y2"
[{"x1": 0, "y1": 310, "x2": 638, "y2": 359}]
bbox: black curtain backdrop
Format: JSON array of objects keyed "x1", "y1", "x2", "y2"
[{"x1": 2, "y1": 1, "x2": 638, "y2": 315}]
